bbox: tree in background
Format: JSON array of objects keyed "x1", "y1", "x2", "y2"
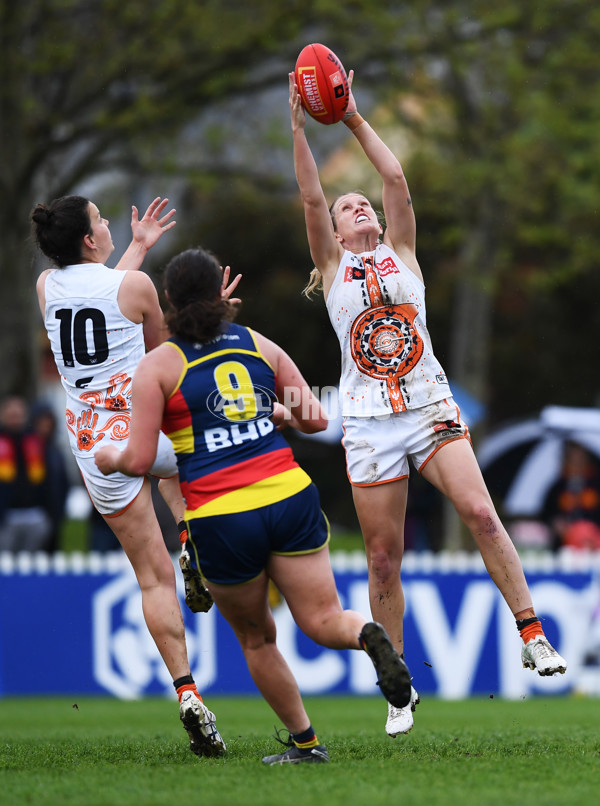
[
  {"x1": 320, "y1": 2, "x2": 600, "y2": 423},
  {"x1": 0, "y1": 0, "x2": 316, "y2": 398},
  {"x1": 2, "y1": 0, "x2": 600, "y2": 432}
]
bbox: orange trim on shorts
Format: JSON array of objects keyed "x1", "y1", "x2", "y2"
[
  {"x1": 418, "y1": 434, "x2": 471, "y2": 475},
  {"x1": 350, "y1": 473, "x2": 409, "y2": 488},
  {"x1": 88, "y1": 474, "x2": 145, "y2": 519},
  {"x1": 103, "y1": 493, "x2": 139, "y2": 518}
]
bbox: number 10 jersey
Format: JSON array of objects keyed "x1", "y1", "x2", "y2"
[{"x1": 43, "y1": 263, "x2": 144, "y2": 457}]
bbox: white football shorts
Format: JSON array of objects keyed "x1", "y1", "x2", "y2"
[
  {"x1": 342, "y1": 397, "x2": 470, "y2": 486},
  {"x1": 76, "y1": 431, "x2": 178, "y2": 516}
]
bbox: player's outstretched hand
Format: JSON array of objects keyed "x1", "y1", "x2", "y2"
[
  {"x1": 289, "y1": 72, "x2": 306, "y2": 131},
  {"x1": 221, "y1": 265, "x2": 242, "y2": 305},
  {"x1": 130, "y1": 197, "x2": 176, "y2": 251},
  {"x1": 343, "y1": 69, "x2": 358, "y2": 121}
]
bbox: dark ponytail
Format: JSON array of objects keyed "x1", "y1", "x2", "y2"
[{"x1": 30, "y1": 195, "x2": 91, "y2": 267}]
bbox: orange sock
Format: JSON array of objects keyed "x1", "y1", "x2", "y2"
[
  {"x1": 176, "y1": 683, "x2": 202, "y2": 703},
  {"x1": 519, "y1": 619, "x2": 545, "y2": 644},
  {"x1": 178, "y1": 520, "x2": 188, "y2": 546}
]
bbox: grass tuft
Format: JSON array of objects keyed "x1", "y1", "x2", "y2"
[{"x1": 1, "y1": 695, "x2": 598, "y2": 805}]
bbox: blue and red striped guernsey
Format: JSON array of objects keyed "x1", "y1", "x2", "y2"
[{"x1": 161, "y1": 323, "x2": 311, "y2": 519}]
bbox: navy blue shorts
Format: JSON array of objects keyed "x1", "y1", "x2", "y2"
[{"x1": 186, "y1": 483, "x2": 329, "y2": 585}]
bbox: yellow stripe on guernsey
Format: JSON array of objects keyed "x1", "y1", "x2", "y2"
[
  {"x1": 168, "y1": 425, "x2": 195, "y2": 454},
  {"x1": 187, "y1": 466, "x2": 311, "y2": 519}
]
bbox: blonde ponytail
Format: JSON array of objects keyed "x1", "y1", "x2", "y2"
[{"x1": 302, "y1": 267, "x2": 323, "y2": 298}]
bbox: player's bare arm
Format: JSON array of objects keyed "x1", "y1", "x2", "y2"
[
  {"x1": 289, "y1": 73, "x2": 342, "y2": 283},
  {"x1": 94, "y1": 345, "x2": 179, "y2": 477},
  {"x1": 254, "y1": 330, "x2": 328, "y2": 434},
  {"x1": 117, "y1": 271, "x2": 167, "y2": 350},
  {"x1": 345, "y1": 100, "x2": 418, "y2": 274},
  {"x1": 115, "y1": 197, "x2": 176, "y2": 273},
  {"x1": 35, "y1": 268, "x2": 53, "y2": 315}
]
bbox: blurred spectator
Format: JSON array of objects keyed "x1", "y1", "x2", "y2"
[
  {"x1": 541, "y1": 441, "x2": 600, "y2": 551},
  {"x1": 507, "y1": 518, "x2": 552, "y2": 552},
  {"x1": 0, "y1": 396, "x2": 52, "y2": 552},
  {"x1": 30, "y1": 401, "x2": 71, "y2": 552}
]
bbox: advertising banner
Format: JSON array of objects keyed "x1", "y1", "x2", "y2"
[{"x1": 1, "y1": 551, "x2": 599, "y2": 699}]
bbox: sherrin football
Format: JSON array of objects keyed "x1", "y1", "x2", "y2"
[{"x1": 295, "y1": 43, "x2": 349, "y2": 125}]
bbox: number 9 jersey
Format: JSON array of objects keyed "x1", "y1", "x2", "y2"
[
  {"x1": 161, "y1": 324, "x2": 312, "y2": 520},
  {"x1": 43, "y1": 263, "x2": 145, "y2": 457}
]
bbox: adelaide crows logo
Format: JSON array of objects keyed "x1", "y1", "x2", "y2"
[{"x1": 350, "y1": 304, "x2": 423, "y2": 412}]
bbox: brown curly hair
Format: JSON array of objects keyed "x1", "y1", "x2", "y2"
[{"x1": 163, "y1": 247, "x2": 237, "y2": 343}]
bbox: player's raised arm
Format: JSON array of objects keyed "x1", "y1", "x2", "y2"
[
  {"x1": 341, "y1": 76, "x2": 417, "y2": 265},
  {"x1": 116, "y1": 269, "x2": 168, "y2": 350},
  {"x1": 115, "y1": 197, "x2": 176, "y2": 272},
  {"x1": 289, "y1": 73, "x2": 342, "y2": 288},
  {"x1": 253, "y1": 330, "x2": 328, "y2": 434}
]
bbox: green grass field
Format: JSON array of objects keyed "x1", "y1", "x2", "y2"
[{"x1": 1, "y1": 695, "x2": 598, "y2": 806}]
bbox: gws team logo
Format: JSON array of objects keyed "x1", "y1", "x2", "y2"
[
  {"x1": 350, "y1": 304, "x2": 424, "y2": 412},
  {"x1": 92, "y1": 565, "x2": 217, "y2": 698}
]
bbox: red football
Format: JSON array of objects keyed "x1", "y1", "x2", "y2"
[{"x1": 295, "y1": 43, "x2": 349, "y2": 125}]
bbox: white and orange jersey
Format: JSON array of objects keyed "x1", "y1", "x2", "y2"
[
  {"x1": 43, "y1": 263, "x2": 145, "y2": 457},
  {"x1": 325, "y1": 243, "x2": 450, "y2": 416}
]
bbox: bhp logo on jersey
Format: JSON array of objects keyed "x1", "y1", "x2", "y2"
[{"x1": 204, "y1": 417, "x2": 275, "y2": 454}]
